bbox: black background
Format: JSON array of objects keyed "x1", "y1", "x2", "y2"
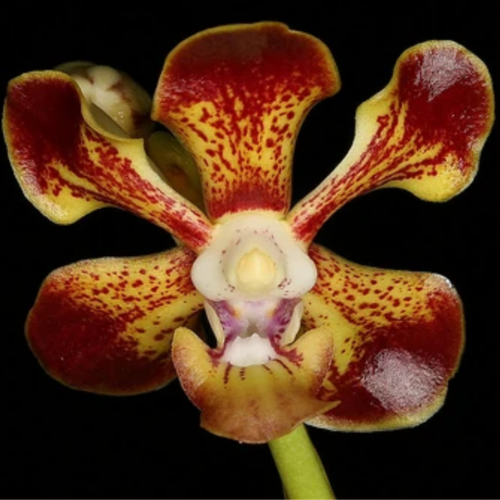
[{"x1": 1, "y1": 3, "x2": 498, "y2": 499}]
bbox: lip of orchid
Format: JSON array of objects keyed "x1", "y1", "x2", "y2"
[
  {"x1": 205, "y1": 298, "x2": 304, "y2": 367},
  {"x1": 190, "y1": 213, "x2": 316, "y2": 367}
]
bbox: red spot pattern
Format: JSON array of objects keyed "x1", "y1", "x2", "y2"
[
  {"x1": 290, "y1": 42, "x2": 494, "y2": 244},
  {"x1": 4, "y1": 74, "x2": 213, "y2": 252},
  {"x1": 303, "y1": 244, "x2": 463, "y2": 426},
  {"x1": 154, "y1": 23, "x2": 338, "y2": 220},
  {"x1": 26, "y1": 247, "x2": 204, "y2": 395}
]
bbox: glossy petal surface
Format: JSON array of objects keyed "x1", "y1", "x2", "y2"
[
  {"x1": 27, "y1": 247, "x2": 203, "y2": 395},
  {"x1": 172, "y1": 326, "x2": 336, "y2": 443},
  {"x1": 303, "y1": 244, "x2": 463, "y2": 430},
  {"x1": 153, "y1": 22, "x2": 339, "y2": 221},
  {"x1": 3, "y1": 71, "x2": 213, "y2": 251},
  {"x1": 288, "y1": 41, "x2": 494, "y2": 244}
]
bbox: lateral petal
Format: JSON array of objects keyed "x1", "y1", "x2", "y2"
[
  {"x1": 288, "y1": 41, "x2": 494, "y2": 244},
  {"x1": 153, "y1": 22, "x2": 339, "y2": 221},
  {"x1": 172, "y1": 326, "x2": 336, "y2": 443},
  {"x1": 3, "y1": 71, "x2": 213, "y2": 251},
  {"x1": 303, "y1": 244, "x2": 464, "y2": 430},
  {"x1": 26, "y1": 247, "x2": 203, "y2": 395}
]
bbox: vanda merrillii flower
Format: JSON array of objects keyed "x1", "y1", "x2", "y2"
[{"x1": 4, "y1": 23, "x2": 493, "y2": 443}]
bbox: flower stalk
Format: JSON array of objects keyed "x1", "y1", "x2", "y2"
[{"x1": 269, "y1": 425, "x2": 335, "y2": 500}]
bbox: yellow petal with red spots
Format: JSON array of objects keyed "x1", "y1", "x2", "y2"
[
  {"x1": 153, "y1": 22, "x2": 339, "y2": 221},
  {"x1": 172, "y1": 326, "x2": 336, "y2": 443},
  {"x1": 288, "y1": 41, "x2": 494, "y2": 244},
  {"x1": 3, "y1": 71, "x2": 213, "y2": 252},
  {"x1": 303, "y1": 244, "x2": 463, "y2": 430},
  {"x1": 26, "y1": 247, "x2": 203, "y2": 395}
]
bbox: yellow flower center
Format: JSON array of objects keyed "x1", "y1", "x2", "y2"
[{"x1": 236, "y1": 248, "x2": 277, "y2": 293}]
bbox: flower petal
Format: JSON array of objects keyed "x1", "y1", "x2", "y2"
[
  {"x1": 3, "y1": 71, "x2": 213, "y2": 251},
  {"x1": 26, "y1": 247, "x2": 203, "y2": 395},
  {"x1": 288, "y1": 41, "x2": 494, "y2": 244},
  {"x1": 152, "y1": 22, "x2": 339, "y2": 221},
  {"x1": 303, "y1": 244, "x2": 464, "y2": 430},
  {"x1": 172, "y1": 325, "x2": 336, "y2": 443},
  {"x1": 145, "y1": 131, "x2": 205, "y2": 210}
]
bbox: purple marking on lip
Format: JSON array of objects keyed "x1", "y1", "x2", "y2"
[{"x1": 208, "y1": 298, "x2": 301, "y2": 347}]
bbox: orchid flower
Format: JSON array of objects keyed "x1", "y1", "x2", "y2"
[{"x1": 3, "y1": 22, "x2": 493, "y2": 454}]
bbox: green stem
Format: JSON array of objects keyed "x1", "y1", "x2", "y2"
[{"x1": 268, "y1": 424, "x2": 335, "y2": 500}]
